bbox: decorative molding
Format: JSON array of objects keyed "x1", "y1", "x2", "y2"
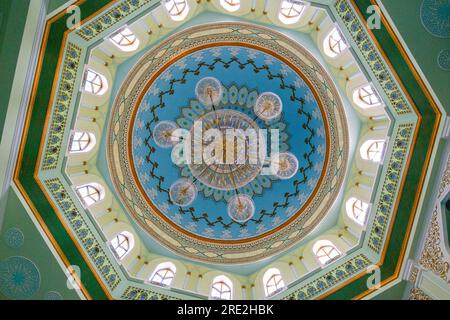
[
  {"x1": 438, "y1": 153, "x2": 450, "y2": 198},
  {"x1": 121, "y1": 286, "x2": 181, "y2": 300},
  {"x1": 282, "y1": 254, "x2": 372, "y2": 300},
  {"x1": 368, "y1": 124, "x2": 414, "y2": 253},
  {"x1": 335, "y1": 0, "x2": 412, "y2": 115},
  {"x1": 23, "y1": 0, "x2": 425, "y2": 299},
  {"x1": 75, "y1": 0, "x2": 154, "y2": 42},
  {"x1": 44, "y1": 178, "x2": 122, "y2": 290},
  {"x1": 107, "y1": 22, "x2": 349, "y2": 264},
  {"x1": 42, "y1": 43, "x2": 82, "y2": 171},
  {"x1": 409, "y1": 287, "x2": 432, "y2": 300},
  {"x1": 419, "y1": 209, "x2": 449, "y2": 282}
]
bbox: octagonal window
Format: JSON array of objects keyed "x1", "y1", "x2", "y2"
[
  {"x1": 278, "y1": 0, "x2": 305, "y2": 25},
  {"x1": 83, "y1": 69, "x2": 108, "y2": 96},
  {"x1": 110, "y1": 231, "x2": 134, "y2": 260},
  {"x1": 324, "y1": 27, "x2": 348, "y2": 58},
  {"x1": 149, "y1": 262, "x2": 177, "y2": 287},
  {"x1": 263, "y1": 268, "x2": 285, "y2": 297},
  {"x1": 210, "y1": 275, "x2": 233, "y2": 300},
  {"x1": 220, "y1": 0, "x2": 240, "y2": 12},
  {"x1": 353, "y1": 84, "x2": 383, "y2": 109},
  {"x1": 313, "y1": 240, "x2": 341, "y2": 266},
  {"x1": 75, "y1": 183, "x2": 105, "y2": 207},
  {"x1": 360, "y1": 140, "x2": 386, "y2": 163},
  {"x1": 163, "y1": 0, "x2": 189, "y2": 21},
  {"x1": 346, "y1": 197, "x2": 369, "y2": 226},
  {"x1": 109, "y1": 27, "x2": 140, "y2": 52},
  {"x1": 69, "y1": 131, "x2": 96, "y2": 154}
]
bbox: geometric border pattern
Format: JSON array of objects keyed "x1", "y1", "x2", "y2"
[
  {"x1": 107, "y1": 22, "x2": 349, "y2": 264},
  {"x1": 12, "y1": 0, "x2": 441, "y2": 300}
]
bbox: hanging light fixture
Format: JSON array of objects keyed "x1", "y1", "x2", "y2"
[
  {"x1": 254, "y1": 92, "x2": 283, "y2": 121},
  {"x1": 153, "y1": 121, "x2": 179, "y2": 148},
  {"x1": 169, "y1": 179, "x2": 197, "y2": 207},
  {"x1": 271, "y1": 152, "x2": 299, "y2": 180},
  {"x1": 227, "y1": 194, "x2": 255, "y2": 223},
  {"x1": 195, "y1": 77, "x2": 223, "y2": 108}
]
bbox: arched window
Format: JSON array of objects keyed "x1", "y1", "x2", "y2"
[
  {"x1": 278, "y1": 0, "x2": 305, "y2": 25},
  {"x1": 149, "y1": 262, "x2": 177, "y2": 287},
  {"x1": 163, "y1": 0, "x2": 189, "y2": 21},
  {"x1": 323, "y1": 27, "x2": 348, "y2": 58},
  {"x1": 353, "y1": 85, "x2": 383, "y2": 109},
  {"x1": 220, "y1": 0, "x2": 240, "y2": 12},
  {"x1": 360, "y1": 140, "x2": 386, "y2": 163},
  {"x1": 313, "y1": 240, "x2": 341, "y2": 266},
  {"x1": 76, "y1": 183, "x2": 105, "y2": 207},
  {"x1": 83, "y1": 69, "x2": 108, "y2": 96},
  {"x1": 69, "y1": 132, "x2": 96, "y2": 154},
  {"x1": 109, "y1": 27, "x2": 140, "y2": 52},
  {"x1": 346, "y1": 197, "x2": 369, "y2": 226},
  {"x1": 210, "y1": 275, "x2": 233, "y2": 300},
  {"x1": 110, "y1": 231, "x2": 134, "y2": 260},
  {"x1": 263, "y1": 268, "x2": 285, "y2": 297}
]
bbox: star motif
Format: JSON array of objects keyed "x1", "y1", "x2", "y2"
[
  {"x1": 221, "y1": 230, "x2": 232, "y2": 239},
  {"x1": 271, "y1": 216, "x2": 283, "y2": 227},
  {"x1": 294, "y1": 77, "x2": 307, "y2": 88},
  {"x1": 239, "y1": 229, "x2": 250, "y2": 238},
  {"x1": 286, "y1": 206, "x2": 297, "y2": 217},
  {"x1": 202, "y1": 228, "x2": 215, "y2": 237}
]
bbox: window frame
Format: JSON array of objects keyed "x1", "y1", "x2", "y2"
[
  {"x1": 220, "y1": 0, "x2": 241, "y2": 12},
  {"x1": 110, "y1": 232, "x2": 133, "y2": 260},
  {"x1": 278, "y1": 0, "x2": 306, "y2": 25},
  {"x1": 360, "y1": 139, "x2": 386, "y2": 163},
  {"x1": 68, "y1": 131, "x2": 96, "y2": 154},
  {"x1": 210, "y1": 275, "x2": 233, "y2": 300},
  {"x1": 353, "y1": 84, "x2": 384, "y2": 109},
  {"x1": 323, "y1": 26, "x2": 348, "y2": 58},
  {"x1": 346, "y1": 197, "x2": 370, "y2": 226},
  {"x1": 149, "y1": 262, "x2": 177, "y2": 287},
  {"x1": 82, "y1": 69, "x2": 108, "y2": 96},
  {"x1": 313, "y1": 240, "x2": 342, "y2": 266},
  {"x1": 163, "y1": 0, "x2": 190, "y2": 21},
  {"x1": 263, "y1": 268, "x2": 286, "y2": 297},
  {"x1": 75, "y1": 183, "x2": 105, "y2": 207},
  {"x1": 109, "y1": 27, "x2": 140, "y2": 52}
]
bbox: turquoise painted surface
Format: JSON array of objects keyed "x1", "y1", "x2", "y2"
[
  {"x1": 97, "y1": 11, "x2": 360, "y2": 276},
  {"x1": 132, "y1": 45, "x2": 326, "y2": 241}
]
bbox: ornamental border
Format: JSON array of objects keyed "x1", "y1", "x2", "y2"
[{"x1": 29, "y1": 0, "x2": 423, "y2": 299}]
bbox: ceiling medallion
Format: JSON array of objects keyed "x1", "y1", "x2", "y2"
[
  {"x1": 186, "y1": 108, "x2": 264, "y2": 191},
  {"x1": 272, "y1": 152, "x2": 300, "y2": 180},
  {"x1": 108, "y1": 23, "x2": 348, "y2": 264},
  {"x1": 169, "y1": 179, "x2": 197, "y2": 207},
  {"x1": 152, "y1": 121, "x2": 179, "y2": 148},
  {"x1": 195, "y1": 77, "x2": 223, "y2": 107},
  {"x1": 254, "y1": 92, "x2": 283, "y2": 121},
  {"x1": 227, "y1": 194, "x2": 256, "y2": 223}
]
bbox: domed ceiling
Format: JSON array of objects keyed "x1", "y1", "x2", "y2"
[
  {"x1": 11, "y1": 0, "x2": 443, "y2": 301},
  {"x1": 108, "y1": 23, "x2": 348, "y2": 263}
]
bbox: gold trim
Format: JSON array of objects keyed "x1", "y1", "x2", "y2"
[
  {"x1": 12, "y1": 0, "x2": 443, "y2": 300},
  {"x1": 13, "y1": 0, "x2": 122, "y2": 301},
  {"x1": 317, "y1": 0, "x2": 442, "y2": 300}
]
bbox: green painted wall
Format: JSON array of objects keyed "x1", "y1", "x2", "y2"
[
  {"x1": 0, "y1": 0, "x2": 30, "y2": 140},
  {"x1": 0, "y1": 0, "x2": 446, "y2": 300},
  {"x1": 380, "y1": 0, "x2": 450, "y2": 113},
  {"x1": 48, "y1": 0, "x2": 71, "y2": 13},
  {"x1": 0, "y1": 188, "x2": 81, "y2": 300}
]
